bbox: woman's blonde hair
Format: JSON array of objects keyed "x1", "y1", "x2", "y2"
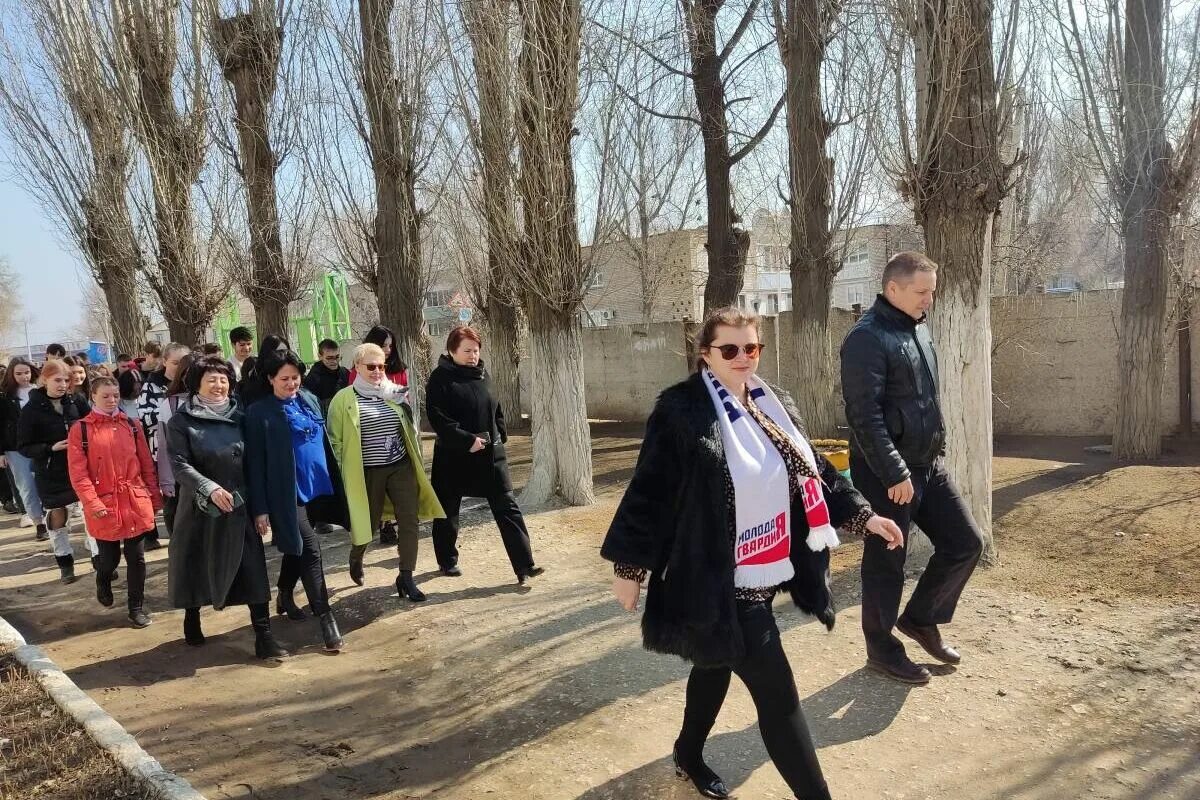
[{"x1": 353, "y1": 342, "x2": 386, "y2": 366}]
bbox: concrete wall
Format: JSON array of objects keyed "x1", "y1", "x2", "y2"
[
  {"x1": 577, "y1": 322, "x2": 691, "y2": 420},
  {"x1": 991, "y1": 290, "x2": 1198, "y2": 435},
  {"x1": 562, "y1": 290, "x2": 1200, "y2": 437}
]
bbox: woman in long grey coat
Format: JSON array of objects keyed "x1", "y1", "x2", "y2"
[{"x1": 166, "y1": 355, "x2": 286, "y2": 660}]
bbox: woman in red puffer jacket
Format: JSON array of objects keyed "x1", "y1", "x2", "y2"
[{"x1": 67, "y1": 376, "x2": 163, "y2": 629}]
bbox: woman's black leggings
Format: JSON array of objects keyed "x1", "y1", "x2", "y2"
[
  {"x1": 277, "y1": 505, "x2": 330, "y2": 616},
  {"x1": 677, "y1": 600, "x2": 831, "y2": 800}
]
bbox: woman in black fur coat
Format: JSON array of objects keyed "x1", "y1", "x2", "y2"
[{"x1": 601, "y1": 308, "x2": 904, "y2": 800}]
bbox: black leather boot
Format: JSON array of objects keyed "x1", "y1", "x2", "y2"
[
  {"x1": 395, "y1": 570, "x2": 426, "y2": 602},
  {"x1": 251, "y1": 603, "x2": 288, "y2": 660},
  {"x1": 275, "y1": 588, "x2": 306, "y2": 620},
  {"x1": 55, "y1": 554, "x2": 76, "y2": 584},
  {"x1": 348, "y1": 544, "x2": 367, "y2": 587},
  {"x1": 378, "y1": 521, "x2": 398, "y2": 545},
  {"x1": 319, "y1": 611, "x2": 344, "y2": 652},
  {"x1": 673, "y1": 744, "x2": 731, "y2": 799},
  {"x1": 183, "y1": 607, "x2": 206, "y2": 646},
  {"x1": 128, "y1": 608, "x2": 152, "y2": 628}
]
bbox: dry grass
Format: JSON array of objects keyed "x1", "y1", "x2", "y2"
[{"x1": 0, "y1": 655, "x2": 155, "y2": 800}]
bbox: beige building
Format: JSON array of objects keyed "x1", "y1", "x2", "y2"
[{"x1": 578, "y1": 213, "x2": 924, "y2": 326}]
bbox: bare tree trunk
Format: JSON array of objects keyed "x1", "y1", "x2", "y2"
[
  {"x1": 514, "y1": 0, "x2": 593, "y2": 506},
  {"x1": 1113, "y1": 0, "x2": 1172, "y2": 459},
  {"x1": 115, "y1": 0, "x2": 221, "y2": 347},
  {"x1": 780, "y1": 0, "x2": 838, "y2": 435},
  {"x1": 211, "y1": 9, "x2": 292, "y2": 340},
  {"x1": 465, "y1": 0, "x2": 524, "y2": 424},
  {"x1": 911, "y1": 0, "x2": 1007, "y2": 563},
  {"x1": 686, "y1": 0, "x2": 747, "y2": 316},
  {"x1": 359, "y1": 0, "x2": 426, "y2": 389},
  {"x1": 82, "y1": 159, "x2": 145, "y2": 356}
]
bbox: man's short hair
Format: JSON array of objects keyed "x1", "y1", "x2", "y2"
[
  {"x1": 318, "y1": 339, "x2": 339, "y2": 353},
  {"x1": 881, "y1": 251, "x2": 938, "y2": 289},
  {"x1": 229, "y1": 326, "x2": 253, "y2": 345},
  {"x1": 201, "y1": 342, "x2": 223, "y2": 356},
  {"x1": 45, "y1": 343, "x2": 66, "y2": 358},
  {"x1": 142, "y1": 341, "x2": 162, "y2": 357}
]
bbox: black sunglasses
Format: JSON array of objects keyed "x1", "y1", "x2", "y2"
[{"x1": 707, "y1": 343, "x2": 766, "y2": 360}]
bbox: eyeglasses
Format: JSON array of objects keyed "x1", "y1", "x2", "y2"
[
  {"x1": 707, "y1": 343, "x2": 766, "y2": 360},
  {"x1": 360, "y1": 363, "x2": 386, "y2": 372}
]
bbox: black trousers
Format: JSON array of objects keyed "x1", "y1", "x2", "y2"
[
  {"x1": 851, "y1": 458, "x2": 984, "y2": 661},
  {"x1": 95, "y1": 534, "x2": 146, "y2": 611},
  {"x1": 431, "y1": 488, "x2": 534, "y2": 576},
  {"x1": 0, "y1": 466, "x2": 14, "y2": 505},
  {"x1": 277, "y1": 505, "x2": 330, "y2": 616},
  {"x1": 680, "y1": 600, "x2": 831, "y2": 800}
]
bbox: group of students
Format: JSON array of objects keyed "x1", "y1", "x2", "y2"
[{"x1": 2, "y1": 323, "x2": 543, "y2": 661}]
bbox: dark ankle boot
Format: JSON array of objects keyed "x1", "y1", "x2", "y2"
[
  {"x1": 319, "y1": 611, "x2": 344, "y2": 652},
  {"x1": 35, "y1": 523, "x2": 48, "y2": 541},
  {"x1": 251, "y1": 604, "x2": 288, "y2": 660},
  {"x1": 348, "y1": 544, "x2": 367, "y2": 586},
  {"x1": 275, "y1": 589, "x2": 306, "y2": 620},
  {"x1": 673, "y1": 743, "x2": 730, "y2": 799},
  {"x1": 379, "y1": 521, "x2": 398, "y2": 544},
  {"x1": 95, "y1": 569, "x2": 114, "y2": 607},
  {"x1": 184, "y1": 607, "x2": 206, "y2": 646},
  {"x1": 396, "y1": 570, "x2": 426, "y2": 602},
  {"x1": 55, "y1": 554, "x2": 76, "y2": 584}
]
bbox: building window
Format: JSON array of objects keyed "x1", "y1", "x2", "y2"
[
  {"x1": 841, "y1": 245, "x2": 870, "y2": 279},
  {"x1": 767, "y1": 293, "x2": 779, "y2": 314},
  {"x1": 587, "y1": 271, "x2": 607, "y2": 290},
  {"x1": 847, "y1": 285, "x2": 865, "y2": 307},
  {"x1": 738, "y1": 294, "x2": 746, "y2": 310}
]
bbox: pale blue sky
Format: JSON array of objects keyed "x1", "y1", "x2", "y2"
[{"x1": 0, "y1": 174, "x2": 88, "y2": 349}]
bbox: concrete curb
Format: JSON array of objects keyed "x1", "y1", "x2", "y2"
[{"x1": 0, "y1": 616, "x2": 207, "y2": 800}]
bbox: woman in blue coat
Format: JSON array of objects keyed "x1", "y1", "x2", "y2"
[{"x1": 243, "y1": 350, "x2": 344, "y2": 653}]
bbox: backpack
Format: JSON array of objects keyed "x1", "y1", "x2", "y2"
[{"x1": 79, "y1": 417, "x2": 142, "y2": 454}]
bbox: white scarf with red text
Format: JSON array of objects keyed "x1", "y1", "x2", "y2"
[{"x1": 703, "y1": 369, "x2": 840, "y2": 589}]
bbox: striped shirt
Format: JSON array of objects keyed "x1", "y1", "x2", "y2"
[{"x1": 356, "y1": 392, "x2": 408, "y2": 467}]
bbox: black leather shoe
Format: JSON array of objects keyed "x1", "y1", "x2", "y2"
[
  {"x1": 517, "y1": 565, "x2": 545, "y2": 585},
  {"x1": 143, "y1": 537, "x2": 163, "y2": 551},
  {"x1": 441, "y1": 564, "x2": 463, "y2": 577},
  {"x1": 673, "y1": 746, "x2": 730, "y2": 799},
  {"x1": 128, "y1": 608, "x2": 152, "y2": 628},
  {"x1": 896, "y1": 614, "x2": 961, "y2": 664},
  {"x1": 276, "y1": 592, "x2": 306, "y2": 621},
  {"x1": 866, "y1": 655, "x2": 931, "y2": 685},
  {"x1": 396, "y1": 571, "x2": 427, "y2": 602},
  {"x1": 379, "y1": 521, "x2": 399, "y2": 545},
  {"x1": 319, "y1": 612, "x2": 344, "y2": 652},
  {"x1": 95, "y1": 571, "x2": 114, "y2": 608},
  {"x1": 35, "y1": 524, "x2": 48, "y2": 541}
]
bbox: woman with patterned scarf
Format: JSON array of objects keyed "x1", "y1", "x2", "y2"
[{"x1": 602, "y1": 308, "x2": 904, "y2": 800}]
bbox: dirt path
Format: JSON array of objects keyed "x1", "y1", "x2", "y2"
[{"x1": 0, "y1": 431, "x2": 1197, "y2": 799}]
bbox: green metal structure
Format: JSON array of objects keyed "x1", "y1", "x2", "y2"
[{"x1": 215, "y1": 272, "x2": 353, "y2": 364}]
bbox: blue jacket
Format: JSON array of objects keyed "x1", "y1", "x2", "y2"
[{"x1": 243, "y1": 389, "x2": 330, "y2": 556}]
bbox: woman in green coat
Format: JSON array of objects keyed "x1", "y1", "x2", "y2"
[{"x1": 327, "y1": 343, "x2": 443, "y2": 601}]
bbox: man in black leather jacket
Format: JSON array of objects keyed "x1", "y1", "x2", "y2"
[{"x1": 840, "y1": 251, "x2": 983, "y2": 685}]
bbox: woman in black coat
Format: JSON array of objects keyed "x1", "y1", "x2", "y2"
[
  {"x1": 602, "y1": 308, "x2": 904, "y2": 800},
  {"x1": 166, "y1": 355, "x2": 285, "y2": 660},
  {"x1": 243, "y1": 351, "x2": 343, "y2": 652},
  {"x1": 426, "y1": 326, "x2": 542, "y2": 584},
  {"x1": 17, "y1": 359, "x2": 88, "y2": 583}
]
